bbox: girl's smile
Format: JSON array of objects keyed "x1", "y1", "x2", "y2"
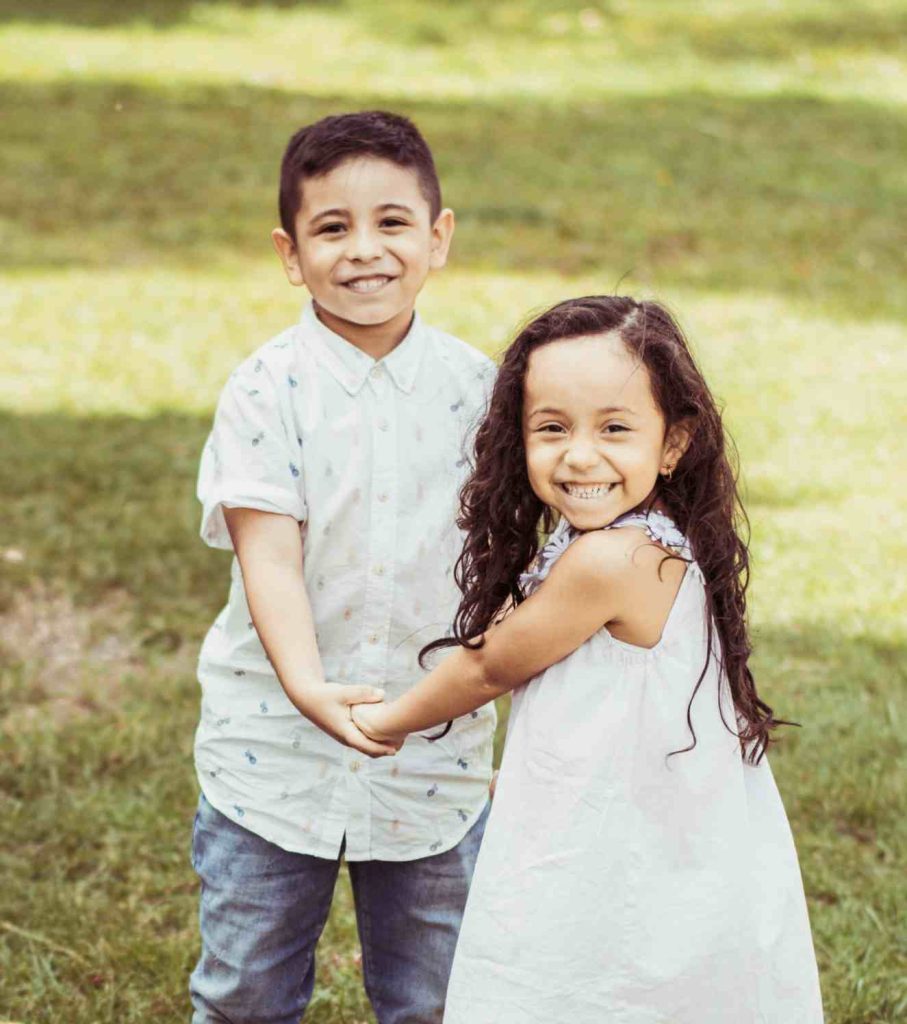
[{"x1": 557, "y1": 482, "x2": 617, "y2": 498}]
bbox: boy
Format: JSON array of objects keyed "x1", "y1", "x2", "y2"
[{"x1": 189, "y1": 111, "x2": 496, "y2": 1024}]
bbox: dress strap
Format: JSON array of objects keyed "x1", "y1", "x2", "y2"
[
  {"x1": 518, "y1": 517, "x2": 577, "y2": 594},
  {"x1": 605, "y1": 508, "x2": 692, "y2": 558}
]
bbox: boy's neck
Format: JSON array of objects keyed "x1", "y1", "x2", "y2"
[{"x1": 313, "y1": 302, "x2": 415, "y2": 361}]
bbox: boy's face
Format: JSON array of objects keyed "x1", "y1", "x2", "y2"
[{"x1": 272, "y1": 157, "x2": 453, "y2": 350}]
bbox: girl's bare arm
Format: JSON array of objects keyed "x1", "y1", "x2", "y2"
[{"x1": 353, "y1": 527, "x2": 684, "y2": 743}]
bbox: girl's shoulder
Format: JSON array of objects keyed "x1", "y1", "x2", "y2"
[
  {"x1": 565, "y1": 524, "x2": 656, "y2": 579},
  {"x1": 521, "y1": 508, "x2": 692, "y2": 597},
  {"x1": 537, "y1": 510, "x2": 697, "y2": 650}
]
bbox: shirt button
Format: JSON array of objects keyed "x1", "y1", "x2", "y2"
[
  {"x1": 377, "y1": 492, "x2": 388, "y2": 503},
  {"x1": 370, "y1": 365, "x2": 383, "y2": 378},
  {"x1": 349, "y1": 760, "x2": 361, "y2": 773},
  {"x1": 374, "y1": 564, "x2": 385, "y2": 576},
  {"x1": 368, "y1": 633, "x2": 379, "y2": 645}
]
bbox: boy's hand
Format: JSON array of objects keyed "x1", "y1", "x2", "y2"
[
  {"x1": 300, "y1": 684, "x2": 400, "y2": 757},
  {"x1": 351, "y1": 702, "x2": 408, "y2": 747}
]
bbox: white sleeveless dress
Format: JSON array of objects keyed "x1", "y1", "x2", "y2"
[{"x1": 443, "y1": 510, "x2": 823, "y2": 1024}]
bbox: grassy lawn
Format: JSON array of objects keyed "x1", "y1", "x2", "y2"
[{"x1": 1, "y1": 2, "x2": 905, "y2": 1021}]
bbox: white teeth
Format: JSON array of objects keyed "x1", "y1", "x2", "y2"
[
  {"x1": 562, "y1": 483, "x2": 614, "y2": 499},
  {"x1": 345, "y1": 276, "x2": 391, "y2": 293}
]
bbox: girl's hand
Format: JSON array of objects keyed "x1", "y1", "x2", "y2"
[
  {"x1": 351, "y1": 702, "x2": 408, "y2": 747},
  {"x1": 300, "y1": 684, "x2": 401, "y2": 757}
]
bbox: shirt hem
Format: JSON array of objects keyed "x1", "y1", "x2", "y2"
[
  {"x1": 195, "y1": 772, "x2": 491, "y2": 863},
  {"x1": 343, "y1": 792, "x2": 491, "y2": 863}
]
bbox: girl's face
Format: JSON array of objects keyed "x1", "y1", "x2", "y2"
[{"x1": 522, "y1": 332, "x2": 684, "y2": 531}]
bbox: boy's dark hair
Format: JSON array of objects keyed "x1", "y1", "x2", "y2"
[{"x1": 278, "y1": 110, "x2": 442, "y2": 240}]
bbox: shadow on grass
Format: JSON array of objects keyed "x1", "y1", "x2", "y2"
[
  {"x1": 744, "y1": 478, "x2": 843, "y2": 510},
  {"x1": 2, "y1": 79, "x2": 906, "y2": 319},
  {"x1": 0, "y1": 0, "x2": 310, "y2": 27},
  {"x1": 683, "y1": 8, "x2": 907, "y2": 60},
  {"x1": 0, "y1": 409, "x2": 221, "y2": 635}
]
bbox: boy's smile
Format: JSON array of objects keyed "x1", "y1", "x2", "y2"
[
  {"x1": 272, "y1": 157, "x2": 454, "y2": 358},
  {"x1": 522, "y1": 333, "x2": 686, "y2": 531}
]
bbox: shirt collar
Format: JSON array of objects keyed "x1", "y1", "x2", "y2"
[{"x1": 300, "y1": 301, "x2": 426, "y2": 396}]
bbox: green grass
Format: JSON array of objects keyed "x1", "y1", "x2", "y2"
[{"x1": 1, "y1": 2, "x2": 905, "y2": 1022}]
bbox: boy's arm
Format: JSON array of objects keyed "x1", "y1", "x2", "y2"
[{"x1": 224, "y1": 507, "x2": 399, "y2": 757}]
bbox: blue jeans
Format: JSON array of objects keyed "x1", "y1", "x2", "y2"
[{"x1": 189, "y1": 794, "x2": 489, "y2": 1024}]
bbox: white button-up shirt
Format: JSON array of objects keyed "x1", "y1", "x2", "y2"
[{"x1": 195, "y1": 303, "x2": 497, "y2": 860}]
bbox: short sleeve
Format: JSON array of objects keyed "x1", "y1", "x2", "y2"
[
  {"x1": 197, "y1": 360, "x2": 307, "y2": 550},
  {"x1": 462, "y1": 353, "x2": 497, "y2": 452}
]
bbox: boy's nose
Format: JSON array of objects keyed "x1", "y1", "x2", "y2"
[{"x1": 345, "y1": 227, "x2": 383, "y2": 262}]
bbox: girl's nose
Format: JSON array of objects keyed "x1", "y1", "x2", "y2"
[
  {"x1": 345, "y1": 226, "x2": 383, "y2": 262},
  {"x1": 563, "y1": 437, "x2": 600, "y2": 471}
]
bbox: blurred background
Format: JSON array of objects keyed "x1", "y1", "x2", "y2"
[{"x1": 1, "y1": 2, "x2": 905, "y2": 1021}]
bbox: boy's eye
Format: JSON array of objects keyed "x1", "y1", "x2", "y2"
[
  {"x1": 318, "y1": 222, "x2": 346, "y2": 235},
  {"x1": 380, "y1": 217, "x2": 408, "y2": 228}
]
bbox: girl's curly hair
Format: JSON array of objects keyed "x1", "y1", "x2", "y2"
[{"x1": 422, "y1": 295, "x2": 787, "y2": 763}]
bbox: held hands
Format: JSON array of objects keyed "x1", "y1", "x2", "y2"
[
  {"x1": 300, "y1": 683, "x2": 401, "y2": 757},
  {"x1": 351, "y1": 702, "x2": 408, "y2": 748}
]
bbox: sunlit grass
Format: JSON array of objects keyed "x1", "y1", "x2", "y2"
[{"x1": 1, "y1": 0, "x2": 905, "y2": 106}]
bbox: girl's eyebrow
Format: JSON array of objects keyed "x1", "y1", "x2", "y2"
[{"x1": 528, "y1": 404, "x2": 633, "y2": 417}]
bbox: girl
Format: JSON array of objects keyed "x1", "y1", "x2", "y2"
[{"x1": 353, "y1": 296, "x2": 824, "y2": 1023}]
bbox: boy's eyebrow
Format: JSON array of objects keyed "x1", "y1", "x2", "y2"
[
  {"x1": 308, "y1": 207, "x2": 349, "y2": 223},
  {"x1": 307, "y1": 202, "x2": 417, "y2": 224},
  {"x1": 376, "y1": 202, "x2": 416, "y2": 214}
]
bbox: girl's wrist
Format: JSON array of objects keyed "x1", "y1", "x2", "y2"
[{"x1": 375, "y1": 701, "x2": 407, "y2": 740}]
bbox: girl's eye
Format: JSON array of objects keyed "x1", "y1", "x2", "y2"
[
  {"x1": 604, "y1": 424, "x2": 629, "y2": 434},
  {"x1": 538, "y1": 423, "x2": 567, "y2": 434}
]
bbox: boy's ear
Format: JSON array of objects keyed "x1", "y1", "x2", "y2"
[
  {"x1": 428, "y1": 208, "x2": 455, "y2": 271},
  {"x1": 660, "y1": 419, "x2": 694, "y2": 476},
  {"x1": 271, "y1": 228, "x2": 305, "y2": 287}
]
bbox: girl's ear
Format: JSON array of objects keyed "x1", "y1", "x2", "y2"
[{"x1": 660, "y1": 419, "x2": 694, "y2": 476}]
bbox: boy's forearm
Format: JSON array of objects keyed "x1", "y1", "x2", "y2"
[
  {"x1": 381, "y1": 646, "x2": 506, "y2": 735},
  {"x1": 240, "y1": 560, "x2": 326, "y2": 709}
]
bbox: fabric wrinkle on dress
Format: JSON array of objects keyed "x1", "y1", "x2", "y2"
[{"x1": 443, "y1": 509, "x2": 824, "y2": 1024}]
